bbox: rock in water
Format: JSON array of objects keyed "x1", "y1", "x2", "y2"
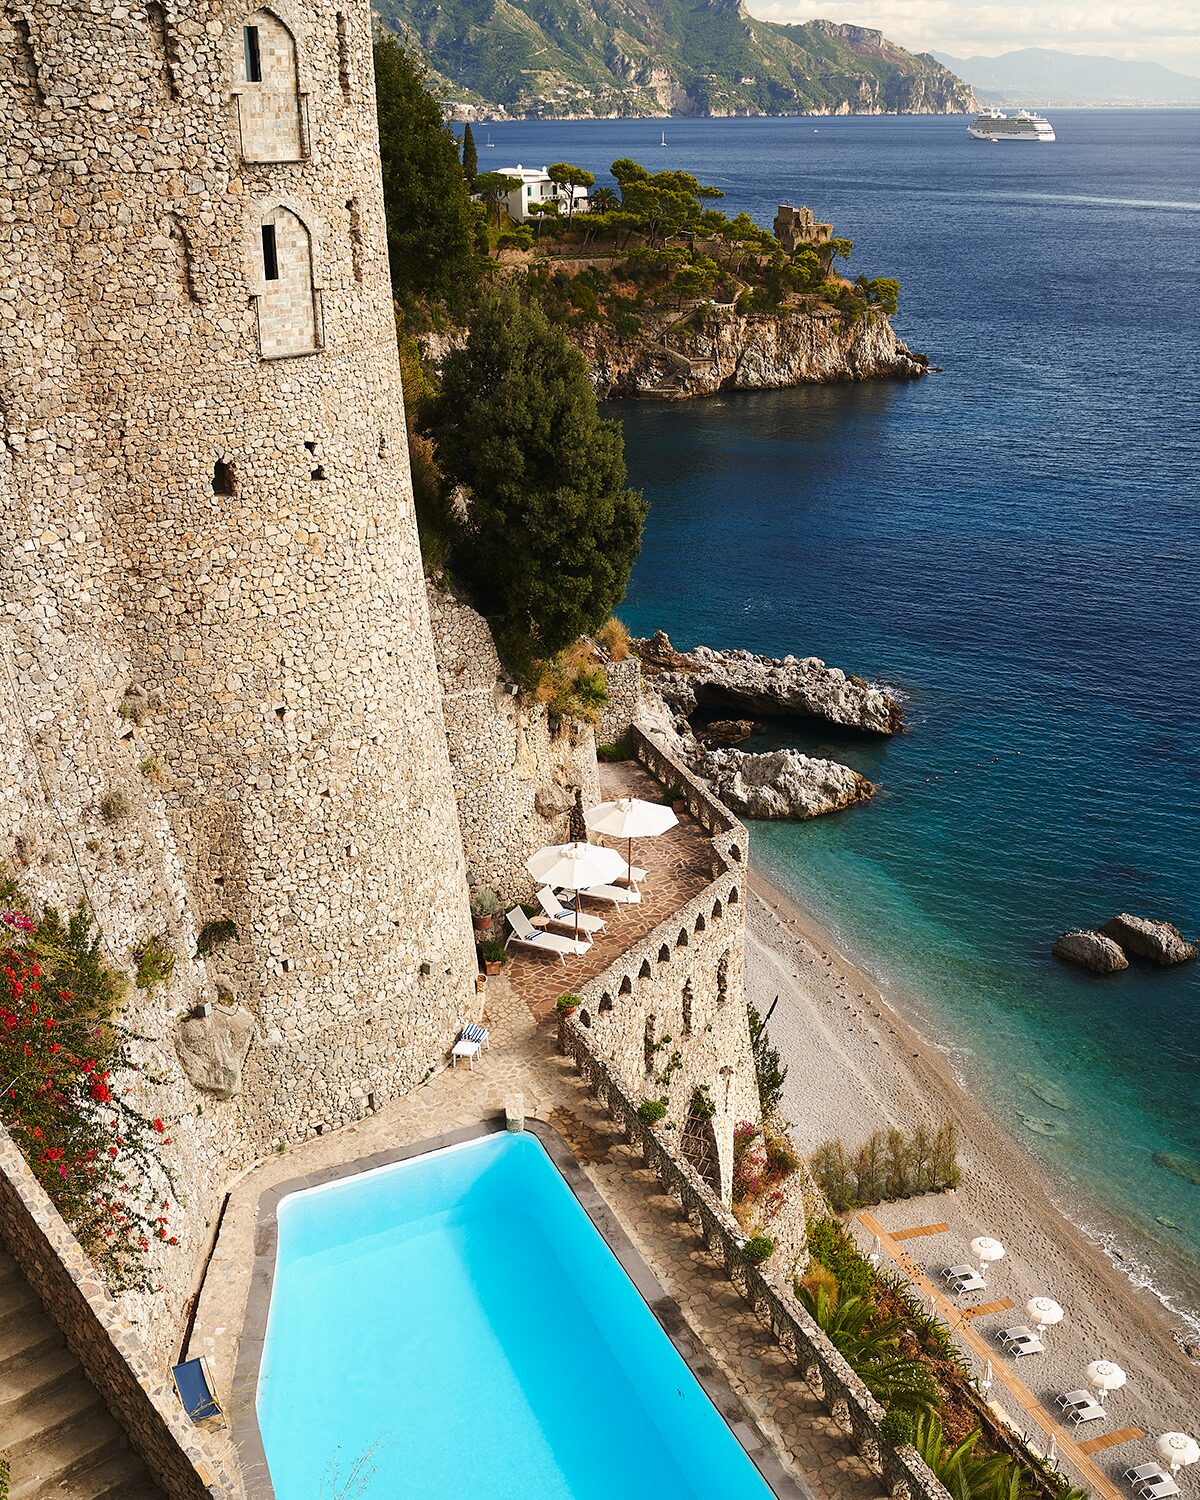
[
  {"x1": 633, "y1": 632, "x2": 903, "y2": 735},
  {"x1": 699, "y1": 747, "x2": 875, "y2": 820},
  {"x1": 1100, "y1": 913, "x2": 1197, "y2": 965},
  {"x1": 698, "y1": 718, "x2": 758, "y2": 748},
  {"x1": 1052, "y1": 930, "x2": 1129, "y2": 974}
]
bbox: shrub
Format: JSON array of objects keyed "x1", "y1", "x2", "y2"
[
  {"x1": 748, "y1": 1002, "x2": 788, "y2": 1120},
  {"x1": 880, "y1": 1407, "x2": 916, "y2": 1448},
  {"x1": 597, "y1": 739, "x2": 632, "y2": 763},
  {"x1": 0, "y1": 896, "x2": 176, "y2": 1291},
  {"x1": 811, "y1": 1122, "x2": 961, "y2": 1210},
  {"x1": 477, "y1": 938, "x2": 508, "y2": 967},
  {"x1": 98, "y1": 791, "x2": 128, "y2": 824},
  {"x1": 804, "y1": 1216, "x2": 877, "y2": 1302},
  {"x1": 637, "y1": 1097, "x2": 667, "y2": 1124},
  {"x1": 133, "y1": 935, "x2": 174, "y2": 992},
  {"x1": 595, "y1": 617, "x2": 631, "y2": 661},
  {"x1": 195, "y1": 919, "x2": 239, "y2": 959},
  {"x1": 765, "y1": 1132, "x2": 800, "y2": 1176},
  {"x1": 743, "y1": 1234, "x2": 774, "y2": 1264},
  {"x1": 689, "y1": 1083, "x2": 715, "y2": 1120},
  {"x1": 138, "y1": 756, "x2": 167, "y2": 788},
  {"x1": 555, "y1": 993, "x2": 581, "y2": 1014}
]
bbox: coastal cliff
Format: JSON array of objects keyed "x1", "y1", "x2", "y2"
[{"x1": 582, "y1": 304, "x2": 926, "y2": 399}]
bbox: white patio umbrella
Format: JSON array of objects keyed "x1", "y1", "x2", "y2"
[
  {"x1": 1086, "y1": 1359, "x2": 1126, "y2": 1404},
  {"x1": 526, "y1": 841, "x2": 625, "y2": 941},
  {"x1": 1025, "y1": 1296, "x2": 1064, "y2": 1337},
  {"x1": 970, "y1": 1236, "x2": 1005, "y2": 1278},
  {"x1": 979, "y1": 1359, "x2": 993, "y2": 1396},
  {"x1": 584, "y1": 796, "x2": 678, "y2": 881},
  {"x1": 1047, "y1": 1436, "x2": 1058, "y2": 1469},
  {"x1": 1156, "y1": 1434, "x2": 1200, "y2": 1474}
]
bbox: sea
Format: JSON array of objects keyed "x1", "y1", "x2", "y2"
[{"x1": 469, "y1": 112, "x2": 1200, "y2": 1326}]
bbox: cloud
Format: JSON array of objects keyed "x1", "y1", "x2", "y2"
[{"x1": 749, "y1": 0, "x2": 1200, "y2": 71}]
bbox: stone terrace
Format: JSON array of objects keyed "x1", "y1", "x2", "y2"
[{"x1": 508, "y1": 759, "x2": 715, "y2": 1021}]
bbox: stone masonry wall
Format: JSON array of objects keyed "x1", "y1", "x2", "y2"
[
  {"x1": 426, "y1": 583, "x2": 602, "y2": 906},
  {"x1": 596, "y1": 655, "x2": 644, "y2": 746},
  {"x1": 0, "y1": 1124, "x2": 240, "y2": 1499},
  {"x1": 0, "y1": 0, "x2": 477, "y2": 1351},
  {"x1": 567, "y1": 727, "x2": 760, "y2": 1202}
]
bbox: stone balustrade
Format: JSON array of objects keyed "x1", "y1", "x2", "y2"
[{"x1": 560, "y1": 1005, "x2": 951, "y2": 1500}]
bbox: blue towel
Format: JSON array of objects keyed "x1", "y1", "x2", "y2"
[{"x1": 462, "y1": 1023, "x2": 488, "y2": 1044}]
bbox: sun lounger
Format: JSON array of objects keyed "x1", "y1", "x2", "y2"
[
  {"x1": 1136, "y1": 1477, "x2": 1180, "y2": 1499},
  {"x1": 576, "y1": 884, "x2": 641, "y2": 909},
  {"x1": 1125, "y1": 1465, "x2": 1169, "y2": 1486},
  {"x1": 1056, "y1": 1389, "x2": 1094, "y2": 1412},
  {"x1": 460, "y1": 1022, "x2": 490, "y2": 1051},
  {"x1": 1064, "y1": 1400, "x2": 1106, "y2": 1426},
  {"x1": 944, "y1": 1264, "x2": 985, "y2": 1293},
  {"x1": 536, "y1": 887, "x2": 607, "y2": 937},
  {"x1": 505, "y1": 908, "x2": 591, "y2": 964},
  {"x1": 452, "y1": 1037, "x2": 482, "y2": 1069},
  {"x1": 615, "y1": 860, "x2": 647, "y2": 886},
  {"x1": 998, "y1": 1325, "x2": 1044, "y2": 1357},
  {"x1": 171, "y1": 1356, "x2": 222, "y2": 1423}
]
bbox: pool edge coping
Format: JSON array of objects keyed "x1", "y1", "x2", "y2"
[{"x1": 232, "y1": 1115, "x2": 813, "y2": 1500}]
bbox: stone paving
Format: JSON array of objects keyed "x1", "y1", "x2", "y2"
[
  {"x1": 507, "y1": 760, "x2": 716, "y2": 1021},
  {"x1": 191, "y1": 973, "x2": 884, "y2": 1500}
]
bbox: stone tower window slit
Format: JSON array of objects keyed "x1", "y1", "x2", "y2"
[
  {"x1": 346, "y1": 196, "x2": 364, "y2": 283},
  {"x1": 8, "y1": 11, "x2": 44, "y2": 102},
  {"x1": 681, "y1": 980, "x2": 693, "y2": 1038},
  {"x1": 212, "y1": 458, "x2": 236, "y2": 496},
  {"x1": 146, "y1": 1, "x2": 180, "y2": 99},
  {"x1": 336, "y1": 12, "x2": 352, "y2": 100},
  {"x1": 261, "y1": 223, "x2": 279, "y2": 281},
  {"x1": 235, "y1": 10, "x2": 307, "y2": 162},
  {"x1": 305, "y1": 440, "x2": 326, "y2": 481}
]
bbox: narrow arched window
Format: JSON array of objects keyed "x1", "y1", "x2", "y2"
[
  {"x1": 254, "y1": 207, "x2": 321, "y2": 359},
  {"x1": 234, "y1": 10, "x2": 305, "y2": 162}
]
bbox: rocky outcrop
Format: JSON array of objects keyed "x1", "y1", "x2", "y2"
[
  {"x1": 585, "y1": 305, "x2": 927, "y2": 400},
  {"x1": 698, "y1": 718, "x2": 758, "y2": 748},
  {"x1": 175, "y1": 1006, "x2": 257, "y2": 1099},
  {"x1": 1053, "y1": 931, "x2": 1130, "y2": 974},
  {"x1": 634, "y1": 632, "x2": 903, "y2": 735},
  {"x1": 700, "y1": 748, "x2": 875, "y2": 819},
  {"x1": 1100, "y1": 914, "x2": 1197, "y2": 965}
]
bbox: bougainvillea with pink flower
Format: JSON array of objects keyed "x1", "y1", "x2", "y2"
[{"x1": 0, "y1": 886, "x2": 176, "y2": 1291}]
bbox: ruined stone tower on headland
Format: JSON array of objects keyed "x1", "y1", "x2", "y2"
[{"x1": 0, "y1": 0, "x2": 476, "y2": 1143}]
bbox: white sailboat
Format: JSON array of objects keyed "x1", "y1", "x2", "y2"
[{"x1": 659, "y1": 129, "x2": 667, "y2": 147}]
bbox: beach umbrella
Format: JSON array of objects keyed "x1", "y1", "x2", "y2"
[
  {"x1": 1047, "y1": 1436, "x2": 1058, "y2": 1469},
  {"x1": 979, "y1": 1359, "x2": 993, "y2": 1396},
  {"x1": 1086, "y1": 1359, "x2": 1126, "y2": 1404},
  {"x1": 1024, "y1": 1296, "x2": 1064, "y2": 1337},
  {"x1": 584, "y1": 796, "x2": 677, "y2": 882},
  {"x1": 969, "y1": 1236, "x2": 1005, "y2": 1278},
  {"x1": 526, "y1": 841, "x2": 625, "y2": 941},
  {"x1": 868, "y1": 1233, "x2": 882, "y2": 1265},
  {"x1": 1156, "y1": 1434, "x2": 1200, "y2": 1474}
]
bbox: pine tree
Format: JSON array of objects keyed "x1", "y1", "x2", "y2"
[
  {"x1": 420, "y1": 287, "x2": 645, "y2": 668},
  {"x1": 461, "y1": 122, "x2": 478, "y2": 187}
]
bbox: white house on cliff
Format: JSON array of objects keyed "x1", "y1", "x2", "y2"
[{"x1": 494, "y1": 165, "x2": 591, "y2": 223}]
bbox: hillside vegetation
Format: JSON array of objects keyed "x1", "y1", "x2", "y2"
[{"x1": 371, "y1": 0, "x2": 976, "y2": 118}]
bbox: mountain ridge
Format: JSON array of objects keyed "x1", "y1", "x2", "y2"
[
  {"x1": 933, "y1": 46, "x2": 1200, "y2": 107},
  {"x1": 371, "y1": 0, "x2": 977, "y2": 118}
]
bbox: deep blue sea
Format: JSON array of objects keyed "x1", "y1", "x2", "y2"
[{"x1": 475, "y1": 113, "x2": 1200, "y2": 1321}]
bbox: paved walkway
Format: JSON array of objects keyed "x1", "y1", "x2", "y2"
[
  {"x1": 508, "y1": 760, "x2": 714, "y2": 1020},
  {"x1": 193, "y1": 977, "x2": 883, "y2": 1500}
]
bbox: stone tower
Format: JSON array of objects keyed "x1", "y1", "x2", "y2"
[{"x1": 0, "y1": 0, "x2": 477, "y2": 1141}]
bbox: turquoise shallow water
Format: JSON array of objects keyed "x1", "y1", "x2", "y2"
[
  {"x1": 473, "y1": 111, "x2": 1200, "y2": 1320},
  {"x1": 257, "y1": 1134, "x2": 773, "y2": 1498}
]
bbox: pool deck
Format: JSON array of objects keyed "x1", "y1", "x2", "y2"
[{"x1": 191, "y1": 968, "x2": 885, "y2": 1500}]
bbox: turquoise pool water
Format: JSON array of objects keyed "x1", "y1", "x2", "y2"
[{"x1": 256, "y1": 1132, "x2": 775, "y2": 1499}]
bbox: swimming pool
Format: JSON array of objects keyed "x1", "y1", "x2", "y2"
[{"x1": 255, "y1": 1130, "x2": 777, "y2": 1499}]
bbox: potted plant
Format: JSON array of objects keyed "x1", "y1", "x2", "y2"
[
  {"x1": 555, "y1": 993, "x2": 582, "y2": 1017},
  {"x1": 471, "y1": 886, "x2": 499, "y2": 935},
  {"x1": 665, "y1": 784, "x2": 688, "y2": 815},
  {"x1": 477, "y1": 937, "x2": 507, "y2": 977}
]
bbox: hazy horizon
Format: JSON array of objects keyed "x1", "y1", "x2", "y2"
[{"x1": 748, "y1": 3, "x2": 1200, "y2": 78}]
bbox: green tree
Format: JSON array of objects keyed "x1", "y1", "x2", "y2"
[
  {"x1": 830, "y1": 235, "x2": 854, "y2": 260},
  {"x1": 527, "y1": 200, "x2": 560, "y2": 241},
  {"x1": 547, "y1": 162, "x2": 595, "y2": 224},
  {"x1": 590, "y1": 185, "x2": 619, "y2": 213},
  {"x1": 475, "y1": 170, "x2": 522, "y2": 228},
  {"x1": 373, "y1": 35, "x2": 481, "y2": 317},
  {"x1": 461, "y1": 122, "x2": 478, "y2": 187},
  {"x1": 796, "y1": 1286, "x2": 939, "y2": 1417},
  {"x1": 864, "y1": 276, "x2": 900, "y2": 315},
  {"x1": 748, "y1": 1001, "x2": 788, "y2": 1119},
  {"x1": 420, "y1": 288, "x2": 646, "y2": 667}
]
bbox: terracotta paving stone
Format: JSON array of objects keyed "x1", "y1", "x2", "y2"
[{"x1": 508, "y1": 760, "x2": 714, "y2": 1022}]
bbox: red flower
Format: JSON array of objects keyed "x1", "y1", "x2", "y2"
[
  {"x1": 152, "y1": 1118, "x2": 164, "y2": 1133},
  {"x1": 90, "y1": 1081, "x2": 113, "y2": 1104}
]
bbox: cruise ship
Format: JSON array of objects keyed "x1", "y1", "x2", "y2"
[{"x1": 968, "y1": 108, "x2": 1055, "y2": 143}]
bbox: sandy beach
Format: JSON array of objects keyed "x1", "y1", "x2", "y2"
[{"x1": 746, "y1": 868, "x2": 1199, "y2": 1491}]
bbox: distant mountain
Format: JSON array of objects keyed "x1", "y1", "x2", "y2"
[
  {"x1": 932, "y1": 47, "x2": 1200, "y2": 107},
  {"x1": 372, "y1": 0, "x2": 977, "y2": 119}
]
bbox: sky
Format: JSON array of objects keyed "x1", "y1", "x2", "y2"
[{"x1": 748, "y1": 0, "x2": 1200, "y2": 75}]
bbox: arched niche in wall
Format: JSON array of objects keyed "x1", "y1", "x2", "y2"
[
  {"x1": 233, "y1": 6, "x2": 307, "y2": 162},
  {"x1": 248, "y1": 201, "x2": 323, "y2": 359}
]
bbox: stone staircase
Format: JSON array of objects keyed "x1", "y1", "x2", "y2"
[{"x1": 0, "y1": 1248, "x2": 163, "y2": 1500}]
